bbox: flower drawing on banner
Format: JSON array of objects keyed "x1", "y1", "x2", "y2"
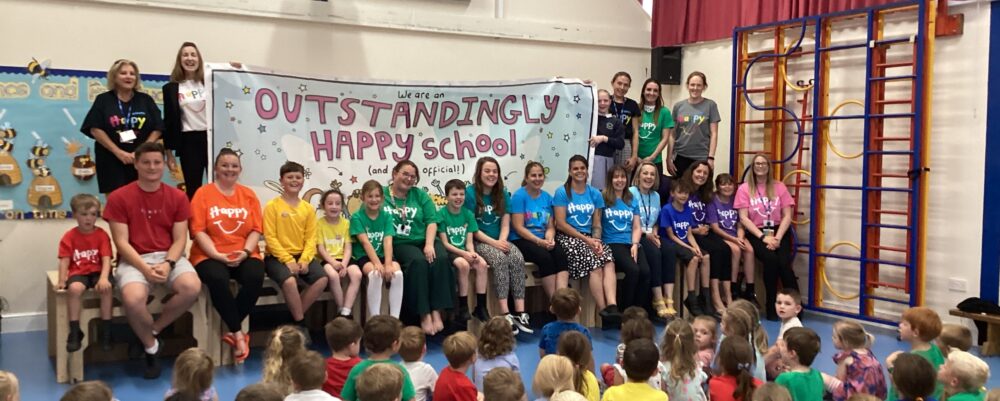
[
  {"x1": 225, "y1": 142, "x2": 234, "y2": 148},
  {"x1": 330, "y1": 180, "x2": 342, "y2": 191},
  {"x1": 547, "y1": 132, "x2": 554, "y2": 139},
  {"x1": 303, "y1": 168, "x2": 311, "y2": 179}
]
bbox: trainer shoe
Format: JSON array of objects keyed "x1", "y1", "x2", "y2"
[
  {"x1": 504, "y1": 314, "x2": 520, "y2": 335},
  {"x1": 513, "y1": 313, "x2": 534, "y2": 334}
]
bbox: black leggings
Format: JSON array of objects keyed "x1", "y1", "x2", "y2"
[
  {"x1": 196, "y1": 257, "x2": 266, "y2": 332},
  {"x1": 512, "y1": 238, "x2": 568, "y2": 278},
  {"x1": 639, "y1": 236, "x2": 663, "y2": 289},
  {"x1": 608, "y1": 243, "x2": 650, "y2": 308},
  {"x1": 655, "y1": 238, "x2": 678, "y2": 286},
  {"x1": 695, "y1": 231, "x2": 733, "y2": 280},
  {"x1": 747, "y1": 233, "x2": 798, "y2": 318},
  {"x1": 177, "y1": 130, "x2": 208, "y2": 199}
]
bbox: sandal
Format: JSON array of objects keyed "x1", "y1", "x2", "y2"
[
  {"x1": 235, "y1": 333, "x2": 251, "y2": 363},
  {"x1": 664, "y1": 299, "x2": 678, "y2": 317},
  {"x1": 652, "y1": 298, "x2": 670, "y2": 318}
]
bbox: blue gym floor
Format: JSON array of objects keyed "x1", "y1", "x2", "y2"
[{"x1": 4, "y1": 313, "x2": 1000, "y2": 401}]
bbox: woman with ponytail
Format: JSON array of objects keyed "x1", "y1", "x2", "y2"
[
  {"x1": 510, "y1": 161, "x2": 569, "y2": 300},
  {"x1": 709, "y1": 336, "x2": 762, "y2": 401}
]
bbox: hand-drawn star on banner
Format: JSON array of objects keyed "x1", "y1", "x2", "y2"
[
  {"x1": 225, "y1": 141, "x2": 233, "y2": 148},
  {"x1": 234, "y1": 149, "x2": 244, "y2": 157},
  {"x1": 225, "y1": 100, "x2": 234, "y2": 109},
  {"x1": 242, "y1": 86, "x2": 251, "y2": 95},
  {"x1": 576, "y1": 113, "x2": 582, "y2": 119},
  {"x1": 520, "y1": 154, "x2": 526, "y2": 160},
  {"x1": 563, "y1": 134, "x2": 571, "y2": 142},
  {"x1": 573, "y1": 95, "x2": 581, "y2": 103},
  {"x1": 547, "y1": 132, "x2": 554, "y2": 139},
  {"x1": 304, "y1": 168, "x2": 312, "y2": 178},
  {"x1": 257, "y1": 124, "x2": 267, "y2": 134},
  {"x1": 350, "y1": 176, "x2": 358, "y2": 184},
  {"x1": 298, "y1": 84, "x2": 308, "y2": 93}
]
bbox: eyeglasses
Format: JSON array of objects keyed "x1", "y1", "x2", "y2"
[{"x1": 753, "y1": 162, "x2": 770, "y2": 166}]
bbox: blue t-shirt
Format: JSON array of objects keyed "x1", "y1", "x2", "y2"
[
  {"x1": 509, "y1": 187, "x2": 553, "y2": 241},
  {"x1": 464, "y1": 184, "x2": 510, "y2": 241},
  {"x1": 688, "y1": 193, "x2": 709, "y2": 226},
  {"x1": 553, "y1": 185, "x2": 605, "y2": 235},
  {"x1": 601, "y1": 197, "x2": 639, "y2": 245},
  {"x1": 660, "y1": 202, "x2": 695, "y2": 241},
  {"x1": 629, "y1": 186, "x2": 660, "y2": 233},
  {"x1": 706, "y1": 196, "x2": 739, "y2": 237},
  {"x1": 538, "y1": 321, "x2": 592, "y2": 355}
]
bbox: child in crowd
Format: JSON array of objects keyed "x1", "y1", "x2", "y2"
[
  {"x1": 533, "y1": 355, "x2": 577, "y2": 401},
  {"x1": 887, "y1": 306, "x2": 945, "y2": 401},
  {"x1": 558, "y1": 331, "x2": 601, "y2": 401},
  {"x1": 0, "y1": 371, "x2": 18, "y2": 401},
  {"x1": 235, "y1": 383, "x2": 284, "y2": 401},
  {"x1": 938, "y1": 350, "x2": 989, "y2": 401},
  {"x1": 287, "y1": 351, "x2": 338, "y2": 401},
  {"x1": 659, "y1": 319, "x2": 707, "y2": 401},
  {"x1": 602, "y1": 339, "x2": 667, "y2": 401},
  {"x1": 823, "y1": 320, "x2": 886, "y2": 401},
  {"x1": 439, "y1": 179, "x2": 490, "y2": 323},
  {"x1": 752, "y1": 383, "x2": 791, "y2": 401},
  {"x1": 483, "y1": 368, "x2": 527, "y2": 401},
  {"x1": 262, "y1": 325, "x2": 308, "y2": 396},
  {"x1": 435, "y1": 332, "x2": 482, "y2": 401},
  {"x1": 264, "y1": 162, "x2": 329, "y2": 331},
  {"x1": 351, "y1": 180, "x2": 403, "y2": 318},
  {"x1": 660, "y1": 181, "x2": 705, "y2": 316},
  {"x1": 693, "y1": 316, "x2": 718, "y2": 372},
  {"x1": 400, "y1": 326, "x2": 437, "y2": 401},
  {"x1": 317, "y1": 189, "x2": 363, "y2": 318},
  {"x1": 58, "y1": 193, "x2": 114, "y2": 352},
  {"x1": 357, "y1": 364, "x2": 405, "y2": 401},
  {"x1": 540, "y1": 288, "x2": 592, "y2": 356},
  {"x1": 721, "y1": 307, "x2": 765, "y2": 381},
  {"x1": 472, "y1": 316, "x2": 520, "y2": 389},
  {"x1": 602, "y1": 317, "x2": 659, "y2": 388},
  {"x1": 165, "y1": 348, "x2": 218, "y2": 401},
  {"x1": 775, "y1": 327, "x2": 824, "y2": 401},
  {"x1": 323, "y1": 317, "x2": 363, "y2": 398},
  {"x1": 727, "y1": 299, "x2": 769, "y2": 381},
  {"x1": 891, "y1": 354, "x2": 938, "y2": 401},
  {"x1": 765, "y1": 289, "x2": 803, "y2": 379},
  {"x1": 709, "y1": 337, "x2": 762, "y2": 401},
  {"x1": 938, "y1": 324, "x2": 973, "y2": 357},
  {"x1": 341, "y1": 316, "x2": 416, "y2": 401},
  {"x1": 846, "y1": 395, "x2": 883, "y2": 401},
  {"x1": 59, "y1": 381, "x2": 113, "y2": 401}
]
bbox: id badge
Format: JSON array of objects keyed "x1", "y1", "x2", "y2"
[
  {"x1": 119, "y1": 129, "x2": 137, "y2": 143},
  {"x1": 764, "y1": 219, "x2": 775, "y2": 229},
  {"x1": 762, "y1": 228, "x2": 775, "y2": 237},
  {"x1": 643, "y1": 227, "x2": 653, "y2": 234},
  {"x1": 398, "y1": 223, "x2": 412, "y2": 237}
]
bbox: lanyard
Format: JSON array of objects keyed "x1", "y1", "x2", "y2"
[
  {"x1": 754, "y1": 186, "x2": 774, "y2": 218},
  {"x1": 117, "y1": 98, "x2": 133, "y2": 130},
  {"x1": 386, "y1": 192, "x2": 411, "y2": 223},
  {"x1": 611, "y1": 100, "x2": 628, "y2": 124},
  {"x1": 639, "y1": 190, "x2": 655, "y2": 230}
]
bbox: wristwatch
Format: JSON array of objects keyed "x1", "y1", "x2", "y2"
[
  {"x1": 243, "y1": 248, "x2": 253, "y2": 256},
  {"x1": 166, "y1": 259, "x2": 177, "y2": 268}
]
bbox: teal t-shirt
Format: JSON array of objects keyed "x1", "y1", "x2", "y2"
[
  {"x1": 775, "y1": 368, "x2": 825, "y2": 401},
  {"x1": 438, "y1": 207, "x2": 479, "y2": 250},
  {"x1": 464, "y1": 184, "x2": 510, "y2": 240},
  {"x1": 383, "y1": 187, "x2": 440, "y2": 245},
  {"x1": 637, "y1": 107, "x2": 674, "y2": 163},
  {"x1": 349, "y1": 208, "x2": 395, "y2": 259}
]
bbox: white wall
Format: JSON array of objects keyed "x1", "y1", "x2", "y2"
[{"x1": 0, "y1": 0, "x2": 651, "y2": 331}]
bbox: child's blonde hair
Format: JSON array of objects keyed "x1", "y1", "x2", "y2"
[
  {"x1": 356, "y1": 364, "x2": 404, "y2": 401},
  {"x1": 833, "y1": 320, "x2": 874, "y2": 349},
  {"x1": 722, "y1": 308, "x2": 753, "y2": 340},
  {"x1": 173, "y1": 348, "x2": 214, "y2": 397},
  {"x1": 939, "y1": 324, "x2": 972, "y2": 357},
  {"x1": 398, "y1": 326, "x2": 426, "y2": 362},
  {"x1": 59, "y1": 381, "x2": 113, "y2": 401},
  {"x1": 479, "y1": 316, "x2": 516, "y2": 360},
  {"x1": 693, "y1": 315, "x2": 718, "y2": 348},
  {"x1": 550, "y1": 391, "x2": 588, "y2": 401},
  {"x1": 753, "y1": 382, "x2": 791, "y2": 401},
  {"x1": 484, "y1": 368, "x2": 526, "y2": 401},
  {"x1": 660, "y1": 319, "x2": 698, "y2": 380},
  {"x1": 0, "y1": 371, "x2": 17, "y2": 401},
  {"x1": 533, "y1": 355, "x2": 576, "y2": 398},
  {"x1": 443, "y1": 331, "x2": 477, "y2": 368},
  {"x1": 261, "y1": 326, "x2": 307, "y2": 396},
  {"x1": 945, "y1": 350, "x2": 990, "y2": 392},
  {"x1": 729, "y1": 299, "x2": 768, "y2": 353}
]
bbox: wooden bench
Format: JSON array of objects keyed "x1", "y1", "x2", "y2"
[{"x1": 950, "y1": 309, "x2": 999, "y2": 356}]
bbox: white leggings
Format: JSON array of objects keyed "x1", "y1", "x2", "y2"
[{"x1": 366, "y1": 270, "x2": 403, "y2": 319}]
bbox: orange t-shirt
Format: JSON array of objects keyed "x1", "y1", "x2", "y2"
[{"x1": 189, "y1": 183, "x2": 264, "y2": 266}]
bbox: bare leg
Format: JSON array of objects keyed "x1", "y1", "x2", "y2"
[
  {"x1": 498, "y1": 298, "x2": 510, "y2": 314},
  {"x1": 66, "y1": 283, "x2": 86, "y2": 322},
  {"x1": 99, "y1": 290, "x2": 113, "y2": 320},
  {"x1": 556, "y1": 271, "x2": 569, "y2": 290},
  {"x1": 542, "y1": 276, "x2": 557, "y2": 299},
  {"x1": 685, "y1": 258, "x2": 699, "y2": 291},
  {"x1": 324, "y1": 264, "x2": 345, "y2": 309},
  {"x1": 602, "y1": 262, "x2": 617, "y2": 307},
  {"x1": 432, "y1": 310, "x2": 444, "y2": 332},
  {"x1": 589, "y1": 269, "x2": 607, "y2": 310},
  {"x1": 121, "y1": 283, "x2": 155, "y2": 348},
  {"x1": 282, "y1": 279, "x2": 305, "y2": 321},
  {"x1": 454, "y1": 258, "x2": 470, "y2": 297},
  {"x1": 152, "y1": 273, "x2": 201, "y2": 333},
  {"x1": 299, "y1": 277, "x2": 329, "y2": 315},
  {"x1": 474, "y1": 259, "x2": 488, "y2": 294},
  {"x1": 514, "y1": 299, "x2": 526, "y2": 313},
  {"x1": 343, "y1": 265, "x2": 363, "y2": 313}
]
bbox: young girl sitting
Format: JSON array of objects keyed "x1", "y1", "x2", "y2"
[
  {"x1": 720, "y1": 307, "x2": 766, "y2": 382},
  {"x1": 693, "y1": 316, "x2": 718, "y2": 373},
  {"x1": 0, "y1": 371, "x2": 18, "y2": 401},
  {"x1": 262, "y1": 325, "x2": 308, "y2": 396},
  {"x1": 558, "y1": 331, "x2": 601, "y2": 401},
  {"x1": 707, "y1": 174, "x2": 756, "y2": 303},
  {"x1": 317, "y1": 189, "x2": 363, "y2": 318},
  {"x1": 659, "y1": 319, "x2": 707, "y2": 401},
  {"x1": 822, "y1": 321, "x2": 887, "y2": 401},
  {"x1": 533, "y1": 355, "x2": 577, "y2": 401},
  {"x1": 601, "y1": 315, "x2": 659, "y2": 388},
  {"x1": 350, "y1": 180, "x2": 403, "y2": 318},
  {"x1": 890, "y1": 353, "x2": 938, "y2": 401},
  {"x1": 709, "y1": 337, "x2": 762, "y2": 401},
  {"x1": 728, "y1": 299, "x2": 768, "y2": 381},
  {"x1": 472, "y1": 316, "x2": 521, "y2": 389},
  {"x1": 166, "y1": 348, "x2": 219, "y2": 401}
]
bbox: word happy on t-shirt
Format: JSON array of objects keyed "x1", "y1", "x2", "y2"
[
  {"x1": 554, "y1": 186, "x2": 604, "y2": 235},
  {"x1": 688, "y1": 195, "x2": 708, "y2": 225},
  {"x1": 601, "y1": 197, "x2": 638, "y2": 244}
]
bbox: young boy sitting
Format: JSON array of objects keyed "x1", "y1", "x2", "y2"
[
  {"x1": 937, "y1": 350, "x2": 989, "y2": 401},
  {"x1": 235, "y1": 383, "x2": 284, "y2": 401},
  {"x1": 264, "y1": 161, "x2": 329, "y2": 333},
  {"x1": 357, "y1": 364, "x2": 405, "y2": 401},
  {"x1": 887, "y1": 306, "x2": 945, "y2": 401},
  {"x1": 438, "y1": 179, "x2": 489, "y2": 323},
  {"x1": 601, "y1": 339, "x2": 666, "y2": 401},
  {"x1": 775, "y1": 327, "x2": 824, "y2": 401},
  {"x1": 539, "y1": 288, "x2": 592, "y2": 357},
  {"x1": 660, "y1": 180, "x2": 707, "y2": 316},
  {"x1": 340, "y1": 316, "x2": 416, "y2": 401},
  {"x1": 399, "y1": 326, "x2": 438, "y2": 401},
  {"x1": 323, "y1": 317, "x2": 363, "y2": 398},
  {"x1": 58, "y1": 193, "x2": 114, "y2": 352},
  {"x1": 938, "y1": 324, "x2": 973, "y2": 357},
  {"x1": 765, "y1": 288, "x2": 804, "y2": 379},
  {"x1": 483, "y1": 368, "x2": 527, "y2": 401},
  {"x1": 287, "y1": 351, "x2": 338, "y2": 401},
  {"x1": 434, "y1": 331, "x2": 482, "y2": 401}
]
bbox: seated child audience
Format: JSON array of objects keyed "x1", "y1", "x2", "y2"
[
  {"x1": 0, "y1": 371, "x2": 18, "y2": 401},
  {"x1": 323, "y1": 317, "x2": 363, "y2": 398},
  {"x1": 58, "y1": 193, "x2": 114, "y2": 353},
  {"x1": 775, "y1": 327, "x2": 824, "y2": 401},
  {"x1": 483, "y1": 368, "x2": 527, "y2": 401},
  {"x1": 709, "y1": 337, "x2": 762, "y2": 401},
  {"x1": 357, "y1": 364, "x2": 406, "y2": 401},
  {"x1": 558, "y1": 331, "x2": 601, "y2": 401},
  {"x1": 887, "y1": 306, "x2": 945, "y2": 401},
  {"x1": 602, "y1": 310, "x2": 659, "y2": 388},
  {"x1": 601, "y1": 339, "x2": 667, "y2": 401},
  {"x1": 533, "y1": 355, "x2": 577, "y2": 401},
  {"x1": 165, "y1": 348, "x2": 218, "y2": 401},
  {"x1": 60, "y1": 381, "x2": 113, "y2": 401},
  {"x1": 752, "y1": 383, "x2": 791, "y2": 401},
  {"x1": 341, "y1": 316, "x2": 416, "y2": 401},
  {"x1": 891, "y1": 353, "x2": 938, "y2": 401},
  {"x1": 659, "y1": 319, "x2": 707, "y2": 401},
  {"x1": 262, "y1": 325, "x2": 309, "y2": 396},
  {"x1": 823, "y1": 320, "x2": 886, "y2": 401},
  {"x1": 165, "y1": 392, "x2": 203, "y2": 401},
  {"x1": 693, "y1": 315, "x2": 718, "y2": 373},
  {"x1": 540, "y1": 288, "x2": 592, "y2": 356},
  {"x1": 473, "y1": 317, "x2": 520, "y2": 389},
  {"x1": 937, "y1": 350, "x2": 989, "y2": 401},
  {"x1": 400, "y1": 326, "x2": 438, "y2": 401},
  {"x1": 720, "y1": 307, "x2": 765, "y2": 381},
  {"x1": 287, "y1": 351, "x2": 339, "y2": 401},
  {"x1": 728, "y1": 299, "x2": 769, "y2": 381},
  {"x1": 236, "y1": 384, "x2": 285, "y2": 401},
  {"x1": 765, "y1": 289, "x2": 803, "y2": 379},
  {"x1": 435, "y1": 332, "x2": 482, "y2": 401},
  {"x1": 938, "y1": 324, "x2": 973, "y2": 357}
]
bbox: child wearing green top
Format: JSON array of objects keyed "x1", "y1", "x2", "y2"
[
  {"x1": 938, "y1": 350, "x2": 988, "y2": 401},
  {"x1": 775, "y1": 327, "x2": 824, "y2": 401},
  {"x1": 887, "y1": 306, "x2": 945, "y2": 401},
  {"x1": 438, "y1": 179, "x2": 489, "y2": 324},
  {"x1": 351, "y1": 180, "x2": 403, "y2": 319},
  {"x1": 340, "y1": 316, "x2": 416, "y2": 401}
]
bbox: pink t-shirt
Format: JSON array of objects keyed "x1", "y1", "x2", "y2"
[{"x1": 733, "y1": 181, "x2": 794, "y2": 228}]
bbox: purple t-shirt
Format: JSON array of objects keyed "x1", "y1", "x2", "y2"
[
  {"x1": 688, "y1": 193, "x2": 708, "y2": 226},
  {"x1": 707, "y1": 197, "x2": 740, "y2": 237}
]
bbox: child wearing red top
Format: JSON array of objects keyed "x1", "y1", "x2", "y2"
[
  {"x1": 709, "y1": 337, "x2": 763, "y2": 401},
  {"x1": 58, "y1": 194, "x2": 114, "y2": 353},
  {"x1": 434, "y1": 332, "x2": 480, "y2": 401},
  {"x1": 323, "y1": 317, "x2": 363, "y2": 397}
]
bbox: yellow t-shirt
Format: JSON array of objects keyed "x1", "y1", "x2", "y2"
[
  {"x1": 316, "y1": 216, "x2": 350, "y2": 260},
  {"x1": 263, "y1": 197, "x2": 317, "y2": 264},
  {"x1": 602, "y1": 382, "x2": 668, "y2": 401},
  {"x1": 583, "y1": 370, "x2": 601, "y2": 401}
]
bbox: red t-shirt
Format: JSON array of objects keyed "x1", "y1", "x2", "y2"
[
  {"x1": 323, "y1": 356, "x2": 361, "y2": 398},
  {"x1": 104, "y1": 182, "x2": 191, "y2": 255},
  {"x1": 709, "y1": 374, "x2": 763, "y2": 401},
  {"x1": 58, "y1": 227, "x2": 113, "y2": 277},
  {"x1": 434, "y1": 367, "x2": 477, "y2": 401}
]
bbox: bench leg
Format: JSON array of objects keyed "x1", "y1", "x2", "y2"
[{"x1": 985, "y1": 323, "x2": 1000, "y2": 356}]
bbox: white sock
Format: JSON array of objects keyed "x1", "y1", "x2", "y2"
[
  {"x1": 388, "y1": 270, "x2": 404, "y2": 318},
  {"x1": 340, "y1": 307, "x2": 352, "y2": 316},
  {"x1": 145, "y1": 340, "x2": 159, "y2": 355},
  {"x1": 366, "y1": 271, "x2": 383, "y2": 319}
]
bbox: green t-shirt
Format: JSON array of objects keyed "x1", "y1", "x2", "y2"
[
  {"x1": 383, "y1": 187, "x2": 441, "y2": 245},
  {"x1": 340, "y1": 359, "x2": 416, "y2": 401},
  {"x1": 775, "y1": 368, "x2": 824, "y2": 401},
  {"x1": 888, "y1": 343, "x2": 945, "y2": 401},
  {"x1": 637, "y1": 106, "x2": 674, "y2": 163},
  {"x1": 438, "y1": 207, "x2": 479, "y2": 251},
  {"x1": 349, "y1": 209, "x2": 395, "y2": 259},
  {"x1": 947, "y1": 390, "x2": 986, "y2": 401}
]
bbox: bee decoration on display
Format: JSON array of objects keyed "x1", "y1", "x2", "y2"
[
  {"x1": 28, "y1": 165, "x2": 63, "y2": 208},
  {"x1": 0, "y1": 128, "x2": 16, "y2": 139},
  {"x1": 0, "y1": 138, "x2": 21, "y2": 186},
  {"x1": 31, "y1": 142, "x2": 51, "y2": 157},
  {"x1": 0, "y1": 139, "x2": 12, "y2": 153},
  {"x1": 27, "y1": 58, "x2": 51, "y2": 83},
  {"x1": 71, "y1": 149, "x2": 96, "y2": 181},
  {"x1": 26, "y1": 157, "x2": 44, "y2": 169}
]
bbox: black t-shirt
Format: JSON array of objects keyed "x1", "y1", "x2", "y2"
[
  {"x1": 611, "y1": 98, "x2": 640, "y2": 130},
  {"x1": 80, "y1": 91, "x2": 164, "y2": 153},
  {"x1": 595, "y1": 114, "x2": 625, "y2": 157}
]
